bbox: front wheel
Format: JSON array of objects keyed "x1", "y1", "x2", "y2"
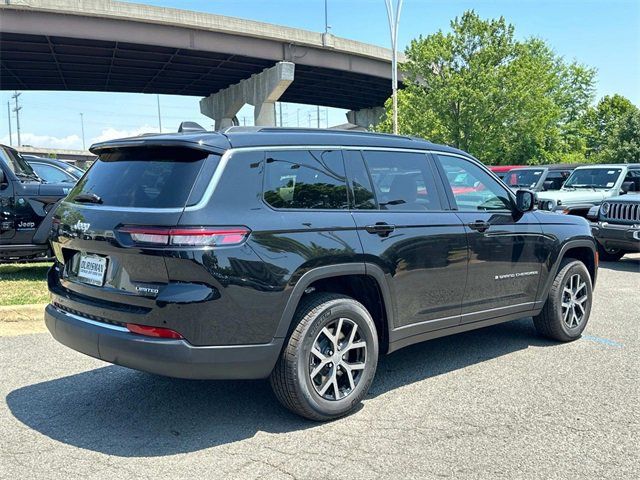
[
  {"x1": 270, "y1": 293, "x2": 379, "y2": 421},
  {"x1": 533, "y1": 259, "x2": 593, "y2": 342}
]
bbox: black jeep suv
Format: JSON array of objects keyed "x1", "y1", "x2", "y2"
[
  {"x1": 590, "y1": 189, "x2": 640, "y2": 261},
  {"x1": 1, "y1": 144, "x2": 72, "y2": 261},
  {"x1": 46, "y1": 128, "x2": 598, "y2": 420}
]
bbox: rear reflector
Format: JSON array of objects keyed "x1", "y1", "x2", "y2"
[
  {"x1": 118, "y1": 226, "x2": 250, "y2": 247},
  {"x1": 126, "y1": 323, "x2": 183, "y2": 339}
]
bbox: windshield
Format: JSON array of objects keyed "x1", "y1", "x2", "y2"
[
  {"x1": 0, "y1": 147, "x2": 38, "y2": 179},
  {"x1": 564, "y1": 168, "x2": 622, "y2": 189},
  {"x1": 506, "y1": 169, "x2": 543, "y2": 188}
]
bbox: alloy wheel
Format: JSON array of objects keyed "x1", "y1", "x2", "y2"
[
  {"x1": 308, "y1": 317, "x2": 367, "y2": 401},
  {"x1": 561, "y1": 273, "x2": 589, "y2": 329}
]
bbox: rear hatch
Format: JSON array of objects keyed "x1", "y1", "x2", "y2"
[{"x1": 51, "y1": 145, "x2": 221, "y2": 307}]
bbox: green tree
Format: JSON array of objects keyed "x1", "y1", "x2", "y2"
[
  {"x1": 377, "y1": 10, "x2": 596, "y2": 165},
  {"x1": 582, "y1": 95, "x2": 640, "y2": 163}
]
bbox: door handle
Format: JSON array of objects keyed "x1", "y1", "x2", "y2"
[
  {"x1": 468, "y1": 220, "x2": 490, "y2": 232},
  {"x1": 364, "y1": 222, "x2": 395, "y2": 237}
]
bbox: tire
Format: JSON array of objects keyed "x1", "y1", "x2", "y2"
[
  {"x1": 597, "y1": 243, "x2": 625, "y2": 262},
  {"x1": 533, "y1": 259, "x2": 593, "y2": 342},
  {"x1": 270, "y1": 292, "x2": 379, "y2": 421}
]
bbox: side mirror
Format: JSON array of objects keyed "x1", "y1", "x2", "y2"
[
  {"x1": 0, "y1": 169, "x2": 7, "y2": 188},
  {"x1": 515, "y1": 190, "x2": 536, "y2": 212},
  {"x1": 620, "y1": 181, "x2": 634, "y2": 194},
  {"x1": 542, "y1": 180, "x2": 555, "y2": 191},
  {"x1": 586, "y1": 205, "x2": 600, "y2": 221}
]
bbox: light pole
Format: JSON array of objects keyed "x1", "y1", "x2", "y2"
[
  {"x1": 79, "y1": 113, "x2": 86, "y2": 150},
  {"x1": 156, "y1": 94, "x2": 162, "y2": 133},
  {"x1": 324, "y1": 0, "x2": 329, "y2": 34},
  {"x1": 385, "y1": 0, "x2": 403, "y2": 135}
]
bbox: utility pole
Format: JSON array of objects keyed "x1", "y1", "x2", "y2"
[
  {"x1": 279, "y1": 102, "x2": 283, "y2": 127},
  {"x1": 6, "y1": 101, "x2": 12, "y2": 146},
  {"x1": 156, "y1": 94, "x2": 162, "y2": 133},
  {"x1": 385, "y1": 0, "x2": 403, "y2": 135},
  {"x1": 11, "y1": 91, "x2": 22, "y2": 147},
  {"x1": 316, "y1": 105, "x2": 320, "y2": 128},
  {"x1": 308, "y1": 112, "x2": 311, "y2": 127},
  {"x1": 79, "y1": 113, "x2": 86, "y2": 150}
]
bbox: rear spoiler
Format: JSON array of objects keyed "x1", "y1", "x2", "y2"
[{"x1": 90, "y1": 137, "x2": 229, "y2": 155}]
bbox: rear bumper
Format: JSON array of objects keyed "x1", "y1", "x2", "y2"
[
  {"x1": 0, "y1": 243, "x2": 51, "y2": 259},
  {"x1": 592, "y1": 222, "x2": 640, "y2": 252},
  {"x1": 45, "y1": 303, "x2": 283, "y2": 380}
]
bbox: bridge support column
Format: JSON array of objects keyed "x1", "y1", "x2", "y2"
[
  {"x1": 200, "y1": 62, "x2": 295, "y2": 129},
  {"x1": 346, "y1": 107, "x2": 386, "y2": 130}
]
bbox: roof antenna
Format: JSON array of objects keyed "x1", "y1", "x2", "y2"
[{"x1": 178, "y1": 121, "x2": 206, "y2": 133}]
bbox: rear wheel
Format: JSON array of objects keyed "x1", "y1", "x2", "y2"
[
  {"x1": 270, "y1": 293, "x2": 379, "y2": 421},
  {"x1": 597, "y1": 243, "x2": 625, "y2": 262},
  {"x1": 533, "y1": 259, "x2": 593, "y2": 342}
]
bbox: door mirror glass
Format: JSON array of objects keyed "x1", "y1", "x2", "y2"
[
  {"x1": 516, "y1": 190, "x2": 535, "y2": 212},
  {"x1": 542, "y1": 180, "x2": 555, "y2": 191}
]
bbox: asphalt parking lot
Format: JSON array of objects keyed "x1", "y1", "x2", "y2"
[{"x1": 1, "y1": 256, "x2": 638, "y2": 480}]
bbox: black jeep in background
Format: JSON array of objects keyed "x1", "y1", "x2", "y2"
[
  {"x1": 45, "y1": 127, "x2": 598, "y2": 420},
  {"x1": 590, "y1": 188, "x2": 640, "y2": 261},
  {"x1": 0, "y1": 144, "x2": 71, "y2": 262}
]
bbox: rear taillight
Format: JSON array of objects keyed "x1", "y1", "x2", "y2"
[
  {"x1": 126, "y1": 323, "x2": 183, "y2": 339},
  {"x1": 118, "y1": 226, "x2": 250, "y2": 247}
]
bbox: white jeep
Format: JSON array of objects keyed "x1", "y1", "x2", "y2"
[{"x1": 537, "y1": 164, "x2": 640, "y2": 217}]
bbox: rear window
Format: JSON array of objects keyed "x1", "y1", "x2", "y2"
[{"x1": 67, "y1": 147, "x2": 216, "y2": 208}]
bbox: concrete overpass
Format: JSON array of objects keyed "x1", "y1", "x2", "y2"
[{"x1": 0, "y1": 0, "x2": 402, "y2": 128}]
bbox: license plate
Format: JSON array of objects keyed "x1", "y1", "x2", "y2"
[{"x1": 77, "y1": 254, "x2": 107, "y2": 286}]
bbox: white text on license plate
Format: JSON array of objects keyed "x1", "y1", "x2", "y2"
[{"x1": 77, "y1": 255, "x2": 107, "y2": 286}]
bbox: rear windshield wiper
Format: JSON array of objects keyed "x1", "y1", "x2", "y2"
[{"x1": 74, "y1": 193, "x2": 103, "y2": 204}]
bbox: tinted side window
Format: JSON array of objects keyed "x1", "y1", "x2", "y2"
[
  {"x1": 437, "y1": 154, "x2": 512, "y2": 211},
  {"x1": 344, "y1": 150, "x2": 376, "y2": 209},
  {"x1": 263, "y1": 150, "x2": 348, "y2": 210},
  {"x1": 362, "y1": 151, "x2": 442, "y2": 211},
  {"x1": 623, "y1": 169, "x2": 640, "y2": 191},
  {"x1": 546, "y1": 171, "x2": 569, "y2": 190}
]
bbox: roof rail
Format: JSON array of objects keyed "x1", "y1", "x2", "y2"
[{"x1": 221, "y1": 126, "x2": 416, "y2": 140}]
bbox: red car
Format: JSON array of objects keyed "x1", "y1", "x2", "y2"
[{"x1": 489, "y1": 165, "x2": 520, "y2": 180}]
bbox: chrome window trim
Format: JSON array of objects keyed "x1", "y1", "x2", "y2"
[{"x1": 59, "y1": 145, "x2": 492, "y2": 213}]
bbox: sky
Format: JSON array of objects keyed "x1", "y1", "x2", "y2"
[{"x1": 1, "y1": 0, "x2": 639, "y2": 151}]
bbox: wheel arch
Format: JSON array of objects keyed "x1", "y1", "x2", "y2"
[
  {"x1": 540, "y1": 239, "x2": 597, "y2": 302},
  {"x1": 274, "y1": 263, "x2": 394, "y2": 354}
]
